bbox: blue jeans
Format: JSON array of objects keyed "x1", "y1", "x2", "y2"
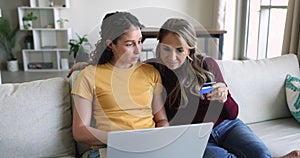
[
  {"x1": 88, "y1": 146, "x2": 107, "y2": 158},
  {"x1": 88, "y1": 148, "x2": 100, "y2": 158},
  {"x1": 203, "y1": 119, "x2": 272, "y2": 158}
]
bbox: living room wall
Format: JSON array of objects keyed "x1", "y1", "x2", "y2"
[{"x1": 0, "y1": 0, "x2": 216, "y2": 70}]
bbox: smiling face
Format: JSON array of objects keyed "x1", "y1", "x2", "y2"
[
  {"x1": 108, "y1": 27, "x2": 142, "y2": 68},
  {"x1": 158, "y1": 32, "x2": 190, "y2": 70}
]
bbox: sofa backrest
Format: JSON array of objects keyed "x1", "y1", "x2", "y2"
[{"x1": 217, "y1": 54, "x2": 300, "y2": 124}]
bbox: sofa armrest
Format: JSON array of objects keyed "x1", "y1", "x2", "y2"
[{"x1": 0, "y1": 77, "x2": 75, "y2": 157}]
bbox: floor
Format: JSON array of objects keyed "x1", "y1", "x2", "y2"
[{"x1": 1, "y1": 70, "x2": 68, "y2": 83}]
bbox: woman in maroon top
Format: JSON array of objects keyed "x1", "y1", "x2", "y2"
[
  {"x1": 147, "y1": 18, "x2": 300, "y2": 158},
  {"x1": 148, "y1": 56, "x2": 238, "y2": 127}
]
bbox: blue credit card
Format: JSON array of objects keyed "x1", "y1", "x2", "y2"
[{"x1": 199, "y1": 82, "x2": 216, "y2": 94}]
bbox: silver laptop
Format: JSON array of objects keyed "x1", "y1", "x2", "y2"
[{"x1": 107, "y1": 122, "x2": 213, "y2": 158}]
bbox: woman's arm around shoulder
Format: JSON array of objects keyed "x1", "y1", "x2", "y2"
[{"x1": 67, "y1": 62, "x2": 90, "y2": 78}]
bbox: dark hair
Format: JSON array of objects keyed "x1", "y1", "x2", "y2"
[{"x1": 90, "y1": 11, "x2": 144, "y2": 64}]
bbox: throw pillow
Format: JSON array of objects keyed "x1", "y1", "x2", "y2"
[{"x1": 285, "y1": 74, "x2": 300, "y2": 123}]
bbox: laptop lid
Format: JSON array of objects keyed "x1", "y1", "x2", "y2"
[{"x1": 107, "y1": 122, "x2": 213, "y2": 158}]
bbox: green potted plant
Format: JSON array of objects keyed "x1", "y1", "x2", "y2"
[
  {"x1": 56, "y1": 18, "x2": 69, "y2": 28},
  {"x1": 22, "y1": 12, "x2": 38, "y2": 30},
  {"x1": 0, "y1": 17, "x2": 19, "y2": 71},
  {"x1": 69, "y1": 33, "x2": 92, "y2": 62}
]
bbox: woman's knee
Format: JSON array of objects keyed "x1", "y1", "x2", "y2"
[{"x1": 204, "y1": 144, "x2": 237, "y2": 158}]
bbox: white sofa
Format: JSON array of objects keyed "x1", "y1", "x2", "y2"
[
  {"x1": 217, "y1": 54, "x2": 300, "y2": 157},
  {"x1": 0, "y1": 54, "x2": 299, "y2": 157}
]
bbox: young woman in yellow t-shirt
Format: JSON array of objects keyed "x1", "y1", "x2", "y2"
[{"x1": 71, "y1": 11, "x2": 169, "y2": 158}]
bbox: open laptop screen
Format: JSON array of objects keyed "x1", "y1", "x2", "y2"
[{"x1": 107, "y1": 122, "x2": 213, "y2": 158}]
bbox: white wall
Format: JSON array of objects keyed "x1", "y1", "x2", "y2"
[
  {"x1": 60, "y1": 0, "x2": 215, "y2": 47},
  {"x1": 0, "y1": 0, "x2": 218, "y2": 69}
]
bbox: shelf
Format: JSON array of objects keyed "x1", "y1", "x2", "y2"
[
  {"x1": 23, "y1": 48, "x2": 69, "y2": 51},
  {"x1": 22, "y1": 50, "x2": 74, "y2": 71},
  {"x1": 18, "y1": 6, "x2": 68, "y2": 9},
  {"x1": 29, "y1": 0, "x2": 70, "y2": 8},
  {"x1": 18, "y1": 0, "x2": 72, "y2": 72},
  {"x1": 32, "y1": 28, "x2": 70, "y2": 31},
  {"x1": 18, "y1": 7, "x2": 60, "y2": 30},
  {"x1": 32, "y1": 28, "x2": 71, "y2": 49}
]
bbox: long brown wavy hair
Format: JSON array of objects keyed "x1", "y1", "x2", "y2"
[{"x1": 156, "y1": 18, "x2": 215, "y2": 108}]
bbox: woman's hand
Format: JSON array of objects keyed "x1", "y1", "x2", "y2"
[
  {"x1": 206, "y1": 82, "x2": 228, "y2": 103},
  {"x1": 67, "y1": 62, "x2": 89, "y2": 78}
]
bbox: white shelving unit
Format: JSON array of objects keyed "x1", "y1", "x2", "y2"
[{"x1": 18, "y1": 0, "x2": 72, "y2": 72}]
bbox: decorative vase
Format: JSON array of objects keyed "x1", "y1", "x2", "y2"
[
  {"x1": 59, "y1": 22, "x2": 64, "y2": 29},
  {"x1": 49, "y1": 0, "x2": 54, "y2": 7},
  {"x1": 7, "y1": 60, "x2": 19, "y2": 72},
  {"x1": 23, "y1": 20, "x2": 32, "y2": 30}
]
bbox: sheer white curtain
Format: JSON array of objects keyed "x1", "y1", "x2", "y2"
[
  {"x1": 210, "y1": 0, "x2": 225, "y2": 59},
  {"x1": 282, "y1": 0, "x2": 300, "y2": 63},
  {"x1": 214, "y1": 0, "x2": 226, "y2": 30},
  {"x1": 213, "y1": 0, "x2": 237, "y2": 60}
]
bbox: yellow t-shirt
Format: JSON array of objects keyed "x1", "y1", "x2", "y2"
[{"x1": 71, "y1": 62, "x2": 162, "y2": 132}]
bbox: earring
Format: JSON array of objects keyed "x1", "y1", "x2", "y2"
[{"x1": 187, "y1": 55, "x2": 193, "y2": 61}]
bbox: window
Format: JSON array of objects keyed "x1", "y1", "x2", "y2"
[{"x1": 244, "y1": 0, "x2": 288, "y2": 59}]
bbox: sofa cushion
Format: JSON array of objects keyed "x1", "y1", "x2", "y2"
[
  {"x1": 248, "y1": 118, "x2": 300, "y2": 157},
  {"x1": 285, "y1": 74, "x2": 300, "y2": 123},
  {"x1": 0, "y1": 77, "x2": 75, "y2": 157},
  {"x1": 217, "y1": 54, "x2": 300, "y2": 124}
]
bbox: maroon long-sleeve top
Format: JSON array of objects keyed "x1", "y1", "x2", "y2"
[{"x1": 148, "y1": 57, "x2": 238, "y2": 127}]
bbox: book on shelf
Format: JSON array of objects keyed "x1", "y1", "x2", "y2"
[
  {"x1": 28, "y1": 62, "x2": 53, "y2": 69},
  {"x1": 41, "y1": 46, "x2": 57, "y2": 49}
]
